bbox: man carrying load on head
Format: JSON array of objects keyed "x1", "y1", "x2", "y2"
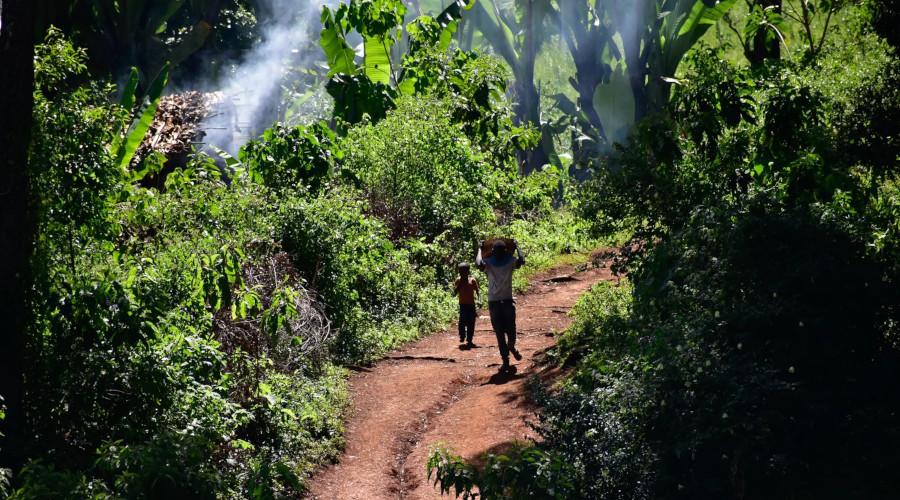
[{"x1": 476, "y1": 238, "x2": 526, "y2": 372}]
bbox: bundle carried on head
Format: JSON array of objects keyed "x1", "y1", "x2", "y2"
[{"x1": 480, "y1": 238, "x2": 517, "y2": 259}]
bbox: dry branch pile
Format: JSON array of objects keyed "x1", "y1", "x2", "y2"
[
  {"x1": 132, "y1": 91, "x2": 211, "y2": 165},
  {"x1": 214, "y1": 252, "x2": 332, "y2": 378}
]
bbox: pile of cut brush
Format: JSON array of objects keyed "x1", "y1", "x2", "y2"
[{"x1": 132, "y1": 91, "x2": 210, "y2": 166}]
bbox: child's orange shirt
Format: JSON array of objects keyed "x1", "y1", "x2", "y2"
[{"x1": 454, "y1": 277, "x2": 479, "y2": 305}]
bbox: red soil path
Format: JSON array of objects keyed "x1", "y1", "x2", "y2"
[{"x1": 304, "y1": 258, "x2": 616, "y2": 500}]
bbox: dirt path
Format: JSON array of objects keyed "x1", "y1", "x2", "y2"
[{"x1": 304, "y1": 258, "x2": 615, "y2": 500}]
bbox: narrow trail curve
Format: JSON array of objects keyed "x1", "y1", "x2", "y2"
[{"x1": 304, "y1": 258, "x2": 616, "y2": 500}]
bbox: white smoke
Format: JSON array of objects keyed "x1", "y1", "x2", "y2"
[{"x1": 203, "y1": 0, "x2": 333, "y2": 154}]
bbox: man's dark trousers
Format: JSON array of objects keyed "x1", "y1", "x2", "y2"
[
  {"x1": 488, "y1": 300, "x2": 516, "y2": 360},
  {"x1": 459, "y1": 304, "x2": 477, "y2": 342}
]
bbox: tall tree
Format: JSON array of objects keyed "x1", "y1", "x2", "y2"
[
  {"x1": 0, "y1": 0, "x2": 36, "y2": 472},
  {"x1": 463, "y1": 0, "x2": 554, "y2": 174}
]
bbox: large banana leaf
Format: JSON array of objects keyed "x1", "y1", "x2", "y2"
[
  {"x1": 364, "y1": 36, "x2": 393, "y2": 85},
  {"x1": 435, "y1": 0, "x2": 472, "y2": 52},
  {"x1": 116, "y1": 63, "x2": 170, "y2": 170},
  {"x1": 659, "y1": 0, "x2": 737, "y2": 77},
  {"x1": 591, "y1": 61, "x2": 636, "y2": 145},
  {"x1": 321, "y1": 9, "x2": 358, "y2": 76},
  {"x1": 108, "y1": 67, "x2": 141, "y2": 158},
  {"x1": 467, "y1": 0, "x2": 519, "y2": 74}
]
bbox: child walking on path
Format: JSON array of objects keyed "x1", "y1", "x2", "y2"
[
  {"x1": 476, "y1": 239, "x2": 525, "y2": 372},
  {"x1": 453, "y1": 263, "x2": 480, "y2": 346}
]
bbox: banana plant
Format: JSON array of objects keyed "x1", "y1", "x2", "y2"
[
  {"x1": 551, "y1": 0, "x2": 736, "y2": 149},
  {"x1": 108, "y1": 63, "x2": 170, "y2": 174},
  {"x1": 649, "y1": 0, "x2": 739, "y2": 112},
  {"x1": 319, "y1": 0, "x2": 471, "y2": 125},
  {"x1": 462, "y1": 0, "x2": 556, "y2": 173}
]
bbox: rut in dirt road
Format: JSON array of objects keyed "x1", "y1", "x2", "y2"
[{"x1": 304, "y1": 259, "x2": 616, "y2": 500}]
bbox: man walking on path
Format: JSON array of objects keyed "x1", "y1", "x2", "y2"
[{"x1": 476, "y1": 239, "x2": 525, "y2": 372}]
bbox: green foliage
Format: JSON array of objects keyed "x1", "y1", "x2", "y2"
[
  {"x1": 319, "y1": 0, "x2": 470, "y2": 127},
  {"x1": 274, "y1": 187, "x2": 454, "y2": 363},
  {"x1": 550, "y1": 280, "x2": 633, "y2": 368},
  {"x1": 239, "y1": 120, "x2": 342, "y2": 192},
  {"x1": 113, "y1": 63, "x2": 170, "y2": 170},
  {"x1": 326, "y1": 72, "x2": 399, "y2": 126},
  {"x1": 826, "y1": 52, "x2": 900, "y2": 181},
  {"x1": 31, "y1": 29, "x2": 125, "y2": 245},
  {"x1": 631, "y1": 210, "x2": 900, "y2": 498},
  {"x1": 427, "y1": 443, "x2": 576, "y2": 499},
  {"x1": 577, "y1": 44, "x2": 862, "y2": 245},
  {"x1": 320, "y1": 0, "x2": 407, "y2": 86},
  {"x1": 341, "y1": 96, "x2": 495, "y2": 245}
]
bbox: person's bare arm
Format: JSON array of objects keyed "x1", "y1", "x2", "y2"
[
  {"x1": 514, "y1": 240, "x2": 525, "y2": 269},
  {"x1": 475, "y1": 242, "x2": 486, "y2": 271}
]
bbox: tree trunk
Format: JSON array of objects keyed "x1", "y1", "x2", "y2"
[
  {"x1": 0, "y1": 0, "x2": 36, "y2": 472},
  {"x1": 516, "y1": 0, "x2": 549, "y2": 175},
  {"x1": 747, "y1": 0, "x2": 782, "y2": 66}
]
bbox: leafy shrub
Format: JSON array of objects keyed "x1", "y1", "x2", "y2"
[
  {"x1": 635, "y1": 210, "x2": 900, "y2": 498},
  {"x1": 30, "y1": 28, "x2": 125, "y2": 268},
  {"x1": 341, "y1": 95, "x2": 496, "y2": 247},
  {"x1": 239, "y1": 120, "x2": 342, "y2": 192},
  {"x1": 428, "y1": 443, "x2": 577, "y2": 500},
  {"x1": 829, "y1": 55, "x2": 900, "y2": 180},
  {"x1": 274, "y1": 187, "x2": 454, "y2": 362},
  {"x1": 550, "y1": 280, "x2": 632, "y2": 368}
]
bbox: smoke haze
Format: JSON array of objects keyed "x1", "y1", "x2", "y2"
[{"x1": 203, "y1": 0, "x2": 333, "y2": 154}]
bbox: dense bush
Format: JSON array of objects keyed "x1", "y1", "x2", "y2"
[
  {"x1": 239, "y1": 120, "x2": 342, "y2": 193},
  {"x1": 431, "y1": 26, "x2": 900, "y2": 499},
  {"x1": 341, "y1": 96, "x2": 496, "y2": 246},
  {"x1": 544, "y1": 209, "x2": 900, "y2": 498},
  {"x1": 21, "y1": 153, "x2": 352, "y2": 498},
  {"x1": 275, "y1": 186, "x2": 455, "y2": 363}
]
